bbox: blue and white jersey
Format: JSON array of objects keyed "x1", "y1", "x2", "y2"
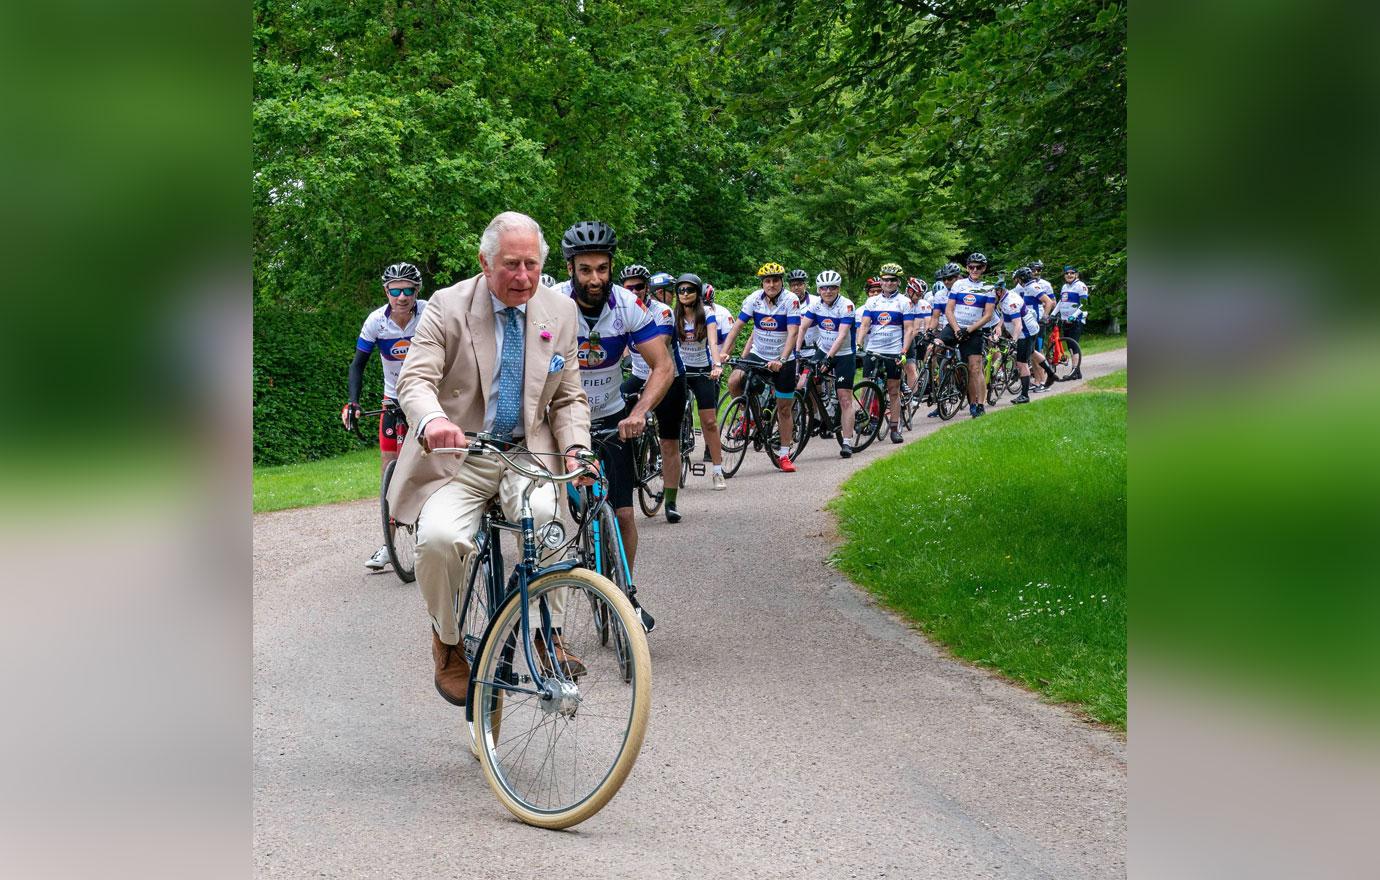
[
  {"x1": 356, "y1": 300, "x2": 429, "y2": 399},
  {"x1": 629, "y1": 298, "x2": 684, "y2": 380},
  {"x1": 676, "y1": 305, "x2": 718, "y2": 369},
  {"x1": 929, "y1": 282, "x2": 952, "y2": 329},
  {"x1": 738, "y1": 289, "x2": 801, "y2": 361},
  {"x1": 1000, "y1": 290, "x2": 1040, "y2": 339},
  {"x1": 797, "y1": 293, "x2": 823, "y2": 349},
  {"x1": 558, "y1": 282, "x2": 660, "y2": 419},
  {"x1": 805, "y1": 296, "x2": 856, "y2": 355},
  {"x1": 1027, "y1": 278, "x2": 1056, "y2": 315},
  {"x1": 949, "y1": 278, "x2": 995, "y2": 328},
  {"x1": 861, "y1": 292, "x2": 914, "y2": 355},
  {"x1": 1059, "y1": 280, "x2": 1089, "y2": 322},
  {"x1": 712, "y1": 304, "x2": 734, "y2": 346}
]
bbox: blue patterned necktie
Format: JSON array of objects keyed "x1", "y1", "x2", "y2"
[{"x1": 492, "y1": 306, "x2": 524, "y2": 439}]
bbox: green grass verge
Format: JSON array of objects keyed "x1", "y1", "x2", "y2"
[
  {"x1": 1074, "y1": 332, "x2": 1126, "y2": 356},
  {"x1": 830, "y1": 393, "x2": 1127, "y2": 727},
  {"x1": 253, "y1": 448, "x2": 381, "y2": 513},
  {"x1": 1086, "y1": 367, "x2": 1127, "y2": 389}
]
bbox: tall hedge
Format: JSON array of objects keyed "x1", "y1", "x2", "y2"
[{"x1": 253, "y1": 303, "x2": 382, "y2": 466}]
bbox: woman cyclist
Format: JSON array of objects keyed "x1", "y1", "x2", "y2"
[{"x1": 673, "y1": 273, "x2": 728, "y2": 489}]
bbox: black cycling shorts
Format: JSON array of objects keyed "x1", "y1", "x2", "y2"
[
  {"x1": 941, "y1": 326, "x2": 986, "y2": 360},
  {"x1": 1060, "y1": 319, "x2": 1084, "y2": 343},
  {"x1": 622, "y1": 374, "x2": 687, "y2": 441},
  {"x1": 1015, "y1": 335, "x2": 1036, "y2": 364},
  {"x1": 827, "y1": 353, "x2": 855, "y2": 390},
  {"x1": 865, "y1": 351, "x2": 903, "y2": 381},
  {"x1": 741, "y1": 352, "x2": 797, "y2": 395},
  {"x1": 683, "y1": 369, "x2": 721, "y2": 410},
  {"x1": 591, "y1": 408, "x2": 636, "y2": 510}
]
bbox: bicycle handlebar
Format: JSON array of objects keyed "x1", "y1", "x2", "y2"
[{"x1": 427, "y1": 432, "x2": 599, "y2": 485}]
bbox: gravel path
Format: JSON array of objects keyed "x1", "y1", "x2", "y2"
[{"x1": 254, "y1": 348, "x2": 1127, "y2": 879}]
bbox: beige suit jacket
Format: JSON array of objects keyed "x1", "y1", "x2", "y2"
[{"x1": 386, "y1": 274, "x2": 591, "y2": 524}]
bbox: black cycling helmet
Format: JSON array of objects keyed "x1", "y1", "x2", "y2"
[
  {"x1": 941, "y1": 262, "x2": 963, "y2": 279},
  {"x1": 381, "y1": 262, "x2": 423, "y2": 286},
  {"x1": 967, "y1": 252, "x2": 988, "y2": 266},
  {"x1": 1030, "y1": 259, "x2": 1045, "y2": 271},
  {"x1": 786, "y1": 268, "x2": 808, "y2": 283},
  {"x1": 934, "y1": 268, "x2": 947, "y2": 283},
  {"x1": 619, "y1": 264, "x2": 651, "y2": 282},
  {"x1": 1013, "y1": 266, "x2": 1034, "y2": 284},
  {"x1": 675, "y1": 272, "x2": 703, "y2": 293},
  {"x1": 561, "y1": 220, "x2": 618, "y2": 260}
]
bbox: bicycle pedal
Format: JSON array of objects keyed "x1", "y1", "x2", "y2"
[{"x1": 691, "y1": 464, "x2": 706, "y2": 476}]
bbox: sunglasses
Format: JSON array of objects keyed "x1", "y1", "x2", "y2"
[
  {"x1": 623, "y1": 281, "x2": 647, "y2": 292},
  {"x1": 676, "y1": 286, "x2": 698, "y2": 295},
  {"x1": 967, "y1": 264, "x2": 984, "y2": 270},
  {"x1": 386, "y1": 286, "x2": 417, "y2": 297}
]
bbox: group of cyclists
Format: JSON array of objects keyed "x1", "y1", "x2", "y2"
[{"x1": 340, "y1": 223, "x2": 1091, "y2": 591}]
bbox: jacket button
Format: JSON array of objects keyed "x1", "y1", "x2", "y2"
[{"x1": 451, "y1": 390, "x2": 459, "y2": 397}]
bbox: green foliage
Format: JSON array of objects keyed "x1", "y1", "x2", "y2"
[
  {"x1": 832, "y1": 392, "x2": 1128, "y2": 726},
  {"x1": 253, "y1": 304, "x2": 381, "y2": 465}
]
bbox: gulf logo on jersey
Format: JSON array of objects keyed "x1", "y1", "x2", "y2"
[
  {"x1": 388, "y1": 338, "x2": 411, "y2": 360},
  {"x1": 821, "y1": 318, "x2": 837, "y2": 332},
  {"x1": 877, "y1": 312, "x2": 893, "y2": 326},
  {"x1": 963, "y1": 294, "x2": 978, "y2": 306},
  {"x1": 759, "y1": 315, "x2": 780, "y2": 331},
  {"x1": 578, "y1": 339, "x2": 608, "y2": 368}
]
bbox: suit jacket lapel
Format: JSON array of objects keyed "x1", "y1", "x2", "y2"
[
  {"x1": 522, "y1": 291, "x2": 555, "y2": 434},
  {"x1": 465, "y1": 277, "x2": 497, "y2": 414}
]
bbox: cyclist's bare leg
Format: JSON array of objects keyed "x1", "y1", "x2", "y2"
[
  {"x1": 774, "y1": 395, "x2": 794, "y2": 448},
  {"x1": 727, "y1": 368, "x2": 746, "y2": 398},
  {"x1": 699, "y1": 408, "x2": 724, "y2": 464},
  {"x1": 837, "y1": 388, "x2": 855, "y2": 442},
  {"x1": 660, "y1": 438, "x2": 680, "y2": 491},
  {"x1": 904, "y1": 359, "x2": 917, "y2": 390},
  {"x1": 614, "y1": 506, "x2": 638, "y2": 571},
  {"x1": 886, "y1": 377, "x2": 901, "y2": 425},
  {"x1": 967, "y1": 354, "x2": 985, "y2": 404}
]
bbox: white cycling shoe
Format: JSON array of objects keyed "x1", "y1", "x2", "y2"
[{"x1": 364, "y1": 546, "x2": 391, "y2": 570}]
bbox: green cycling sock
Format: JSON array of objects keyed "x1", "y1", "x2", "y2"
[{"x1": 664, "y1": 488, "x2": 678, "y2": 506}]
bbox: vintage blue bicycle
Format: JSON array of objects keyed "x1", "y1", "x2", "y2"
[{"x1": 437, "y1": 433, "x2": 651, "y2": 829}]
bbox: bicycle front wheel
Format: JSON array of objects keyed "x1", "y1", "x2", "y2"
[
  {"x1": 471, "y1": 568, "x2": 651, "y2": 830},
  {"x1": 1053, "y1": 338, "x2": 1082, "y2": 379},
  {"x1": 380, "y1": 459, "x2": 417, "y2": 582},
  {"x1": 635, "y1": 432, "x2": 664, "y2": 517},
  {"x1": 851, "y1": 380, "x2": 885, "y2": 452},
  {"x1": 937, "y1": 365, "x2": 965, "y2": 420},
  {"x1": 717, "y1": 397, "x2": 749, "y2": 478}
]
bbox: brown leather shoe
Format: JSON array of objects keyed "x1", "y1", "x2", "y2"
[
  {"x1": 432, "y1": 629, "x2": 470, "y2": 706},
  {"x1": 534, "y1": 631, "x2": 587, "y2": 679}
]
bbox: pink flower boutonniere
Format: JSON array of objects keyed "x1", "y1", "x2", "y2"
[{"x1": 540, "y1": 329, "x2": 552, "y2": 340}]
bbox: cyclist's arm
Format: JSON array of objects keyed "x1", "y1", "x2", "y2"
[
  {"x1": 721, "y1": 315, "x2": 747, "y2": 360},
  {"x1": 396, "y1": 292, "x2": 456, "y2": 447},
  {"x1": 901, "y1": 318, "x2": 916, "y2": 355},
  {"x1": 795, "y1": 314, "x2": 814, "y2": 357},
  {"x1": 1041, "y1": 293, "x2": 1058, "y2": 321},
  {"x1": 627, "y1": 337, "x2": 674, "y2": 419},
  {"x1": 943, "y1": 300, "x2": 958, "y2": 334},
  {"x1": 855, "y1": 315, "x2": 872, "y2": 350},
  {"x1": 778, "y1": 323, "x2": 800, "y2": 365},
  {"x1": 346, "y1": 347, "x2": 370, "y2": 405}
]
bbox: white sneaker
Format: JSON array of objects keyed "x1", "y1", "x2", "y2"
[
  {"x1": 364, "y1": 546, "x2": 391, "y2": 570},
  {"x1": 712, "y1": 471, "x2": 727, "y2": 490}
]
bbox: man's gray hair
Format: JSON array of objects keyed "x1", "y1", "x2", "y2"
[{"x1": 479, "y1": 211, "x2": 549, "y2": 265}]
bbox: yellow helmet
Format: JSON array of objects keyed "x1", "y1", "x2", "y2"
[
  {"x1": 879, "y1": 262, "x2": 903, "y2": 278},
  {"x1": 756, "y1": 262, "x2": 786, "y2": 278}
]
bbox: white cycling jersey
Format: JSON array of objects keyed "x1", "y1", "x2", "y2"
[
  {"x1": 1028, "y1": 278, "x2": 1055, "y2": 313},
  {"x1": 1059, "y1": 280, "x2": 1089, "y2": 322},
  {"x1": 806, "y1": 296, "x2": 856, "y2": 355},
  {"x1": 860, "y1": 292, "x2": 916, "y2": 356},
  {"x1": 948, "y1": 278, "x2": 996, "y2": 329},
  {"x1": 555, "y1": 281, "x2": 660, "y2": 419},
  {"x1": 355, "y1": 300, "x2": 430, "y2": 399},
  {"x1": 712, "y1": 304, "x2": 734, "y2": 346},
  {"x1": 929, "y1": 282, "x2": 952, "y2": 329},
  {"x1": 738, "y1": 289, "x2": 801, "y2": 361},
  {"x1": 1001, "y1": 290, "x2": 1040, "y2": 339},
  {"x1": 797, "y1": 293, "x2": 822, "y2": 350},
  {"x1": 676, "y1": 305, "x2": 718, "y2": 369},
  {"x1": 629, "y1": 297, "x2": 684, "y2": 380}
]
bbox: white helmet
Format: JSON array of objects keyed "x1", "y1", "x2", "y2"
[{"x1": 815, "y1": 269, "x2": 842, "y2": 287}]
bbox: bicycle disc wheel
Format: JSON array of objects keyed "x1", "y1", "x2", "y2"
[
  {"x1": 380, "y1": 459, "x2": 417, "y2": 583},
  {"x1": 635, "y1": 432, "x2": 664, "y2": 517},
  {"x1": 851, "y1": 381, "x2": 885, "y2": 452},
  {"x1": 717, "y1": 397, "x2": 749, "y2": 478},
  {"x1": 471, "y1": 568, "x2": 650, "y2": 830}
]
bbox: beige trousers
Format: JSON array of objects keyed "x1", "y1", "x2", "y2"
[{"x1": 415, "y1": 452, "x2": 561, "y2": 645}]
